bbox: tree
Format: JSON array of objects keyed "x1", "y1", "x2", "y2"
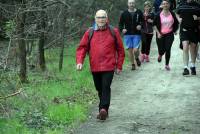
[
  {"x1": 16, "y1": 0, "x2": 27, "y2": 83},
  {"x1": 38, "y1": 0, "x2": 46, "y2": 71}
]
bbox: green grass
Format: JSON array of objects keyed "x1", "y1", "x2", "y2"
[
  {"x1": 0, "y1": 119, "x2": 31, "y2": 134},
  {"x1": 45, "y1": 103, "x2": 87, "y2": 125},
  {"x1": 0, "y1": 41, "x2": 96, "y2": 134}
]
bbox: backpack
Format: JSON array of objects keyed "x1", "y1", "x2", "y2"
[{"x1": 87, "y1": 25, "x2": 118, "y2": 52}]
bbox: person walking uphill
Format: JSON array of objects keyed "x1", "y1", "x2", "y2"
[
  {"x1": 176, "y1": 0, "x2": 200, "y2": 75},
  {"x1": 76, "y1": 10, "x2": 125, "y2": 121},
  {"x1": 153, "y1": 0, "x2": 179, "y2": 71},
  {"x1": 141, "y1": 1, "x2": 154, "y2": 62},
  {"x1": 119, "y1": 0, "x2": 143, "y2": 70}
]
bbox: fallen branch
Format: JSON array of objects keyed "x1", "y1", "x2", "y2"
[{"x1": 0, "y1": 89, "x2": 23, "y2": 100}]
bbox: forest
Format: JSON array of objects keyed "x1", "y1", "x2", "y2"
[{"x1": 0, "y1": 0, "x2": 147, "y2": 133}]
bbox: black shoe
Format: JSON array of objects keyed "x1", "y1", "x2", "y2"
[
  {"x1": 136, "y1": 58, "x2": 141, "y2": 66},
  {"x1": 182, "y1": 68, "x2": 190, "y2": 75},
  {"x1": 190, "y1": 67, "x2": 196, "y2": 75},
  {"x1": 131, "y1": 64, "x2": 136, "y2": 70}
]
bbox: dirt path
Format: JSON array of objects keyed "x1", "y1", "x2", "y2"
[{"x1": 73, "y1": 35, "x2": 200, "y2": 134}]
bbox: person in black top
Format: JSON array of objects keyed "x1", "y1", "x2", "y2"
[
  {"x1": 153, "y1": 0, "x2": 179, "y2": 71},
  {"x1": 176, "y1": 0, "x2": 200, "y2": 75},
  {"x1": 119, "y1": 0, "x2": 143, "y2": 70},
  {"x1": 141, "y1": 1, "x2": 154, "y2": 62}
]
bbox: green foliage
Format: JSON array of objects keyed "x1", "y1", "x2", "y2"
[
  {"x1": 4, "y1": 20, "x2": 15, "y2": 38},
  {"x1": 0, "y1": 42, "x2": 96, "y2": 133},
  {"x1": 0, "y1": 119, "x2": 31, "y2": 134},
  {"x1": 45, "y1": 129, "x2": 64, "y2": 134},
  {"x1": 45, "y1": 103, "x2": 87, "y2": 125}
]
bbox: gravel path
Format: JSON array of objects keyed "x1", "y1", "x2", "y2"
[{"x1": 73, "y1": 34, "x2": 200, "y2": 134}]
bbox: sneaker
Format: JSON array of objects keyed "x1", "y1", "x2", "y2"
[
  {"x1": 182, "y1": 68, "x2": 190, "y2": 75},
  {"x1": 136, "y1": 58, "x2": 141, "y2": 66},
  {"x1": 140, "y1": 54, "x2": 145, "y2": 62},
  {"x1": 190, "y1": 67, "x2": 196, "y2": 75},
  {"x1": 165, "y1": 65, "x2": 170, "y2": 71},
  {"x1": 145, "y1": 55, "x2": 150, "y2": 62},
  {"x1": 97, "y1": 109, "x2": 107, "y2": 120},
  {"x1": 131, "y1": 64, "x2": 136, "y2": 70},
  {"x1": 158, "y1": 55, "x2": 162, "y2": 62}
]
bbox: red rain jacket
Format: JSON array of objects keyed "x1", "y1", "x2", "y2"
[{"x1": 76, "y1": 26, "x2": 125, "y2": 72}]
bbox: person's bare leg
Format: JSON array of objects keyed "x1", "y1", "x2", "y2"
[
  {"x1": 182, "y1": 41, "x2": 190, "y2": 75},
  {"x1": 128, "y1": 48, "x2": 134, "y2": 64},
  {"x1": 189, "y1": 43, "x2": 197, "y2": 75},
  {"x1": 128, "y1": 48, "x2": 136, "y2": 70},
  {"x1": 190, "y1": 43, "x2": 197, "y2": 66},
  {"x1": 182, "y1": 41, "x2": 189, "y2": 68},
  {"x1": 134, "y1": 48, "x2": 141, "y2": 66}
]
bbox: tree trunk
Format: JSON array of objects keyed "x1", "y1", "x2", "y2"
[
  {"x1": 16, "y1": 0, "x2": 27, "y2": 83},
  {"x1": 38, "y1": 1, "x2": 46, "y2": 71},
  {"x1": 38, "y1": 31, "x2": 46, "y2": 71},
  {"x1": 59, "y1": 37, "x2": 64, "y2": 72},
  {"x1": 59, "y1": 5, "x2": 66, "y2": 72}
]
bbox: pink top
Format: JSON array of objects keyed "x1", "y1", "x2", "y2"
[{"x1": 160, "y1": 11, "x2": 174, "y2": 35}]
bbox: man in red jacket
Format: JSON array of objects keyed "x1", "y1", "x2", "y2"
[{"x1": 76, "y1": 10, "x2": 125, "y2": 121}]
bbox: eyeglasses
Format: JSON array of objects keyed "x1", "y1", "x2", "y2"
[{"x1": 96, "y1": 16, "x2": 106, "y2": 19}]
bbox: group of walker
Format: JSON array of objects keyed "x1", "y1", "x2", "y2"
[
  {"x1": 76, "y1": 0, "x2": 200, "y2": 121},
  {"x1": 120, "y1": 0, "x2": 200, "y2": 75}
]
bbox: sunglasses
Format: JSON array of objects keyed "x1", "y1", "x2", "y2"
[{"x1": 96, "y1": 16, "x2": 107, "y2": 19}]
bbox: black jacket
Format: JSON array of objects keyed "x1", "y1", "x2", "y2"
[
  {"x1": 119, "y1": 9, "x2": 143, "y2": 35},
  {"x1": 153, "y1": 11, "x2": 179, "y2": 34},
  {"x1": 176, "y1": 1, "x2": 200, "y2": 29},
  {"x1": 141, "y1": 12, "x2": 154, "y2": 34}
]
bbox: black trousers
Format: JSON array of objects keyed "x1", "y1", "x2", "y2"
[
  {"x1": 141, "y1": 33, "x2": 153, "y2": 55},
  {"x1": 92, "y1": 71, "x2": 114, "y2": 112},
  {"x1": 156, "y1": 33, "x2": 174, "y2": 65}
]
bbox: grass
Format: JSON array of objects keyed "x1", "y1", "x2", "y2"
[
  {"x1": 0, "y1": 41, "x2": 96, "y2": 134},
  {"x1": 45, "y1": 103, "x2": 87, "y2": 125},
  {"x1": 0, "y1": 119, "x2": 30, "y2": 134}
]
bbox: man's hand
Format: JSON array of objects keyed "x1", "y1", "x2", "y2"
[
  {"x1": 122, "y1": 29, "x2": 127, "y2": 34},
  {"x1": 193, "y1": 15, "x2": 198, "y2": 20},
  {"x1": 147, "y1": 19, "x2": 153, "y2": 23},
  {"x1": 136, "y1": 25, "x2": 141, "y2": 30},
  {"x1": 115, "y1": 68, "x2": 122, "y2": 75},
  {"x1": 178, "y1": 18, "x2": 182, "y2": 23},
  {"x1": 157, "y1": 32, "x2": 162, "y2": 39},
  {"x1": 76, "y1": 63, "x2": 83, "y2": 71}
]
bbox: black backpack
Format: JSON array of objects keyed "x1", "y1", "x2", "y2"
[{"x1": 87, "y1": 25, "x2": 118, "y2": 52}]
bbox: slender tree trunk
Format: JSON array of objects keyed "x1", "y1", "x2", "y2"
[
  {"x1": 16, "y1": 0, "x2": 27, "y2": 82},
  {"x1": 59, "y1": 37, "x2": 64, "y2": 72},
  {"x1": 59, "y1": 5, "x2": 66, "y2": 72},
  {"x1": 38, "y1": 1, "x2": 46, "y2": 71},
  {"x1": 38, "y1": 31, "x2": 46, "y2": 71}
]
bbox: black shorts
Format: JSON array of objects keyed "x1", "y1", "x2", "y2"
[
  {"x1": 198, "y1": 31, "x2": 200, "y2": 43},
  {"x1": 180, "y1": 28, "x2": 198, "y2": 44}
]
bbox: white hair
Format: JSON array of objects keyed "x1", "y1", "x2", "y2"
[{"x1": 95, "y1": 9, "x2": 108, "y2": 18}]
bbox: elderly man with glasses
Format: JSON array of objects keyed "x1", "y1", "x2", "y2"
[{"x1": 76, "y1": 10, "x2": 125, "y2": 121}]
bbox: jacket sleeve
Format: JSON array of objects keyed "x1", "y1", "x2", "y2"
[
  {"x1": 118, "y1": 12, "x2": 125, "y2": 32},
  {"x1": 172, "y1": 12, "x2": 179, "y2": 33},
  {"x1": 76, "y1": 30, "x2": 89, "y2": 64},
  {"x1": 114, "y1": 28, "x2": 125, "y2": 70},
  {"x1": 138, "y1": 10, "x2": 143, "y2": 25}
]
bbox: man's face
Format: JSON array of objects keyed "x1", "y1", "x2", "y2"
[
  {"x1": 95, "y1": 10, "x2": 107, "y2": 27},
  {"x1": 128, "y1": 0, "x2": 135, "y2": 10}
]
